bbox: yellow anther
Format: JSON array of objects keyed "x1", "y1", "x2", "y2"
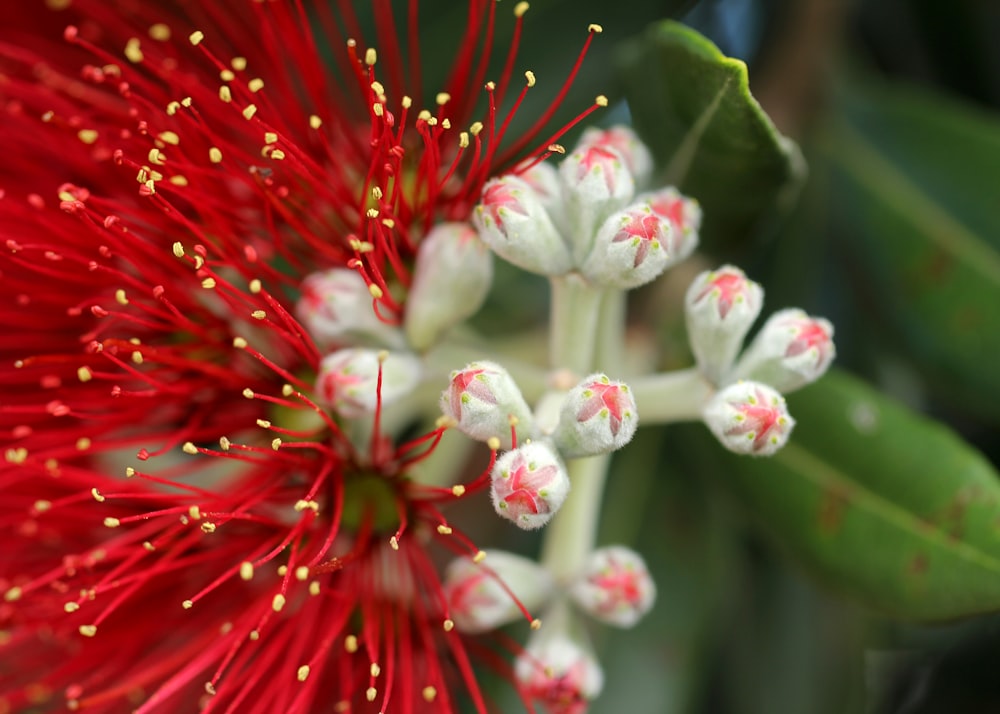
[
  {"x1": 370, "y1": 663, "x2": 381, "y2": 677},
  {"x1": 149, "y1": 23, "x2": 171, "y2": 41},
  {"x1": 189, "y1": 30, "x2": 205, "y2": 46},
  {"x1": 124, "y1": 38, "x2": 144, "y2": 64},
  {"x1": 115, "y1": 289, "x2": 128, "y2": 305},
  {"x1": 91, "y1": 488, "x2": 105, "y2": 503},
  {"x1": 264, "y1": 132, "x2": 278, "y2": 144},
  {"x1": 452, "y1": 484, "x2": 466, "y2": 497},
  {"x1": 240, "y1": 562, "x2": 254, "y2": 580},
  {"x1": 200, "y1": 522, "x2": 216, "y2": 533},
  {"x1": 525, "y1": 70, "x2": 536, "y2": 87},
  {"x1": 182, "y1": 442, "x2": 198, "y2": 455},
  {"x1": 443, "y1": 619, "x2": 454, "y2": 632},
  {"x1": 473, "y1": 550, "x2": 487, "y2": 563},
  {"x1": 248, "y1": 78, "x2": 264, "y2": 93},
  {"x1": 470, "y1": 122, "x2": 484, "y2": 136},
  {"x1": 530, "y1": 618, "x2": 542, "y2": 630},
  {"x1": 182, "y1": 600, "x2": 193, "y2": 609},
  {"x1": 368, "y1": 284, "x2": 384, "y2": 299},
  {"x1": 436, "y1": 525, "x2": 453, "y2": 535},
  {"x1": 514, "y1": 1, "x2": 530, "y2": 17},
  {"x1": 64, "y1": 602, "x2": 80, "y2": 613},
  {"x1": 78, "y1": 625, "x2": 97, "y2": 637},
  {"x1": 271, "y1": 438, "x2": 282, "y2": 451},
  {"x1": 251, "y1": 310, "x2": 266, "y2": 320},
  {"x1": 589, "y1": 23, "x2": 604, "y2": 33},
  {"x1": 364, "y1": 48, "x2": 377, "y2": 66},
  {"x1": 256, "y1": 418, "x2": 271, "y2": 429},
  {"x1": 423, "y1": 686, "x2": 437, "y2": 702},
  {"x1": 436, "y1": 92, "x2": 451, "y2": 105},
  {"x1": 231, "y1": 56, "x2": 247, "y2": 71},
  {"x1": 220, "y1": 69, "x2": 235, "y2": 82},
  {"x1": 272, "y1": 594, "x2": 286, "y2": 612},
  {"x1": 596, "y1": 94, "x2": 609, "y2": 107},
  {"x1": 401, "y1": 95, "x2": 413, "y2": 108},
  {"x1": 76, "y1": 438, "x2": 91, "y2": 451},
  {"x1": 295, "y1": 566, "x2": 309, "y2": 581},
  {"x1": 487, "y1": 437, "x2": 501, "y2": 450},
  {"x1": 103, "y1": 518, "x2": 120, "y2": 528},
  {"x1": 297, "y1": 665, "x2": 311, "y2": 682},
  {"x1": 309, "y1": 115, "x2": 323, "y2": 129},
  {"x1": 270, "y1": 149, "x2": 285, "y2": 160},
  {"x1": 249, "y1": 279, "x2": 262, "y2": 293},
  {"x1": 219, "y1": 436, "x2": 231, "y2": 451},
  {"x1": 209, "y1": 147, "x2": 223, "y2": 163},
  {"x1": 77, "y1": 366, "x2": 93, "y2": 382},
  {"x1": 242, "y1": 104, "x2": 257, "y2": 120},
  {"x1": 77, "y1": 129, "x2": 98, "y2": 145},
  {"x1": 344, "y1": 635, "x2": 358, "y2": 653}
]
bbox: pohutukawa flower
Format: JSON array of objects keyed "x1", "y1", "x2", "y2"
[
  {"x1": 404, "y1": 222, "x2": 494, "y2": 352},
  {"x1": 733, "y1": 308, "x2": 836, "y2": 393},
  {"x1": 316, "y1": 348, "x2": 422, "y2": 418},
  {"x1": 0, "y1": 0, "x2": 609, "y2": 711},
  {"x1": 569, "y1": 546, "x2": 656, "y2": 628},
  {"x1": 582, "y1": 204, "x2": 674, "y2": 289},
  {"x1": 490, "y1": 441, "x2": 570, "y2": 530},
  {"x1": 473, "y1": 175, "x2": 572, "y2": 276},
  {"x1": 703, "y1": 381, "x2": 796, "y2": 456},
  {"x1": 443, "y1": 550, "x2": 554, "y2": 634},
  {"x1": 553, "y1": 374, "x2": 639, "y2": 458},
  {"x1": 686, "y1": 265, "x2": 765, "y2": 385},
  {"x1": 440, "y1": 360, "x2": 535, "y2": 450}
]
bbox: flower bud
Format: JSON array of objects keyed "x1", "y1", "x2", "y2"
[
  {"x1": 296, "y1": 268, "x2": 402, "y2": 349},
  {"x1": 515, "y1": 621, "x2": 603, "y2": 714},
  {"x1": 443, "y1": 551, "x2": 554, "y2": 634},
  {"x1": 640, "y1": 186, "x2": 701, "y2": 264},
  {"x1": 559, "y1": 144, "x2": 635, "y2": 262},
  {"x1": 581, "y1": 204, "x2": 674, "y2": 289},
  {"x1": 491, "y1": 441, "x2": 569, "y2": 530},
  {"x1": 473, "y1": 175, "x2": 572, "y2": 275},
  {"x1": 316, "y1": 349, "x2": 421, "y2": 418},
  {"x1": 733, "y1": 308, "x2": 835, "y2": 393},
  {"x1": 516, "y1": 159, "x2": 565, "y2": 226},
  {"x1": 570, "y1": 546, "x2": 655, "y2": 628},
  {"x1": 577, "y1": 125, "x2": 654, "y2": 188},
  {"x1": 440, "y1": 361, "x2": 534, "y2": 449},
  {"x1": 703, "y1": 381, "x2": 795, "y2": 456},
  {"x1": 552, "y1": 374, "x2": 638, "y2": 459},
  {"x1": 685, "y1": 266, "x2": 764, "y2": 384},
  {"x1": 404, "y1": 222, "x2": 494, "y2": 352}
]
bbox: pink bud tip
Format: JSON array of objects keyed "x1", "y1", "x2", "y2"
[
  {"x1": 491, "y1": 442, "x2": 569, "y2": 530},
  {"x1": 570, "y1": 546, "x2": 655, "y2": 628},
  {"x1": 703, "y1": 381, "x2": 795, "y2": 456}
]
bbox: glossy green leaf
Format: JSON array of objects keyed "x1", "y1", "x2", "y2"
[
  {"x1": 617, "y1": 20, "x2": 806, "y2": 247},
  {"x1": 719, "y1": 370, "x2": 1000, "y2": 621},
  {"x1": 821, "y1": 84, "x2": 1000, "y2": 420}
]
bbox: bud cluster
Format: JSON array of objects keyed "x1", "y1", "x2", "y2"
[
  {"x1": 685, "y1": 266, "x2": 836, "y2": 456},
  {"x1": 473, "y1": 128, "x2": 701, "y2": 290}
]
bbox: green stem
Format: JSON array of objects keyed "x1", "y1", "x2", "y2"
[
  {"x1": 540, "y1": 453, "x2": 612, "y2": 582},
  {"x1": 549, "y1": 274, "x2": 606, "y2": 376},
  {"x1": 629, "y1": 367, "x2": 715, "y2": 424}
]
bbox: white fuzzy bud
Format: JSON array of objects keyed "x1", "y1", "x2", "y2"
[
  {"x1": 570, "y1": 546, "x2": 656, "y2": 628},
  {"x1": 444, "y1": 551, "x2": 554, "y2": 633},
  {"x1": 473, "y1": 175, "x2": 572, "y2": 275},
  {"x1": 316, "y1": 349, "x2": 421, "y2": 418},
  {"x1": 581, "y1": 203, "x2": 674, "y2": 289},
  {"x1": 491, "y1": 441, "x2": 569, "y2": 530},
  {"x1": 552, "y1": 374, "x2": 638, "y2": 458},
  {"x1": 404, "y1": 222, "x2": 493, "y2": 351},
  {"x1": 703, "y1": 381, "x2": 795, "y2": 456},
  {"x1": 296, "y1": 268, "x2": 402, "y2": 349},
  {"x1": 559, "y1": 144, "x2": 635, "y2": 263},
  {"x1": 640, "y1": 186, "x2": 701, "y2": 265},
  {"x1": 732, "y1": 308, "x2": 836, "y2": 393},
  {"x1": 577, "y1": 125, "x2": 654, "y2": 188},
  {"x1": 515, "y1": 621, "x2": 604, "y2": 712},
  {"x1": 440, "y1": 361, "x2": 534, "y2": 449},
  {"x1": 685, "y1": 266, "x2": 764, "y2": 385}
]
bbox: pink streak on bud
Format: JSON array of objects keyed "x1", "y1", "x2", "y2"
[
  {"x1": 610, "y1": 210, "x2": 662, "y2": 268},
  {"x1": 575, "y1": 380, "x2": 631, "y2": 437},
  {"x1": 693, "y1": 269, "x2": 752, "y2": 320},
  {"x1": 480, "y1": 181, "x2": 528, "y2": 234},
  {"x1": 785, "y1": 317, "x2": 833, "y2": 363},
  {"x1": 726, "y1": 386, "x2": 791, "y2": 452},
  {"x1": 574, "y1": 145, "x2": 623, "y2": 194},
  {"x1": 497, "y1": 451, "x2": 560, "y2": 517},
  {"x1": 449, "y1": 368, "x2": 497, "y2": 419}
]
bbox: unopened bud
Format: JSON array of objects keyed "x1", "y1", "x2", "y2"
[
  {"x1": 316, "y1": 349, "x2": 421, "y2": 418},
  {"x1": 514, "y1": 160, "x2": 565, "y2": 227},
  {"x1": 296, "y1": 268, "x2": 402, "y2": 348},
  {"x1": 515, "y1": 623, "x2": 603, "y2": 713},
  {"x1": 685, "y1": 266, "x2": 763, "y2": 385},
  {"x1": 473, "y1": 175, "x2": 571, "y2": 275},
  {"x1": 577, "y1": 126, "x2": 654, "y2": 188},
  {"x1": 404, "y1": 222, "x2": 494, "y2": 351},
  {"x1": 581, "y1": 204, "x2": 674, "y2": 289},
  {"x1": 570, "y1": 546, "x2": 655, "y2": 628},
  {"x1": 491, "y1": 441, "x2": 569, "y2": 530},
  {"x1": 733, "y1": 309, "x2": 835, "y2": 393},
  {"x1": 703, "y1": 381, "x2": 794, "y2": 456},
  {"x1": 552, "y1": 374, "x2": 638, "y2": 458},
  {"x1": 639, "y1": 186, "x2": 701, "y2": 265},
  {"x1": 559, "y1": 144, "x2": 635, "y2": 262},
  {"x1": 443, "y1": 551, "x2": 554, "y2": 633},
  {"x1": 440, "y1": 361, "x2": 534, "y2": 449}
]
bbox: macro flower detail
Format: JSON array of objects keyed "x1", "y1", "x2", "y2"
[
  {"x1": 553, "y1": 374, "x2": 639, "y2": 458},
  {"x1": 703, "y1": 381, "x2": 796, "y2": 456},
  {"x1": 577, "y1": 126, "x2": 654, "y2": 188},
  {"x1": 441, "y1": 361, "x2": 535, "y2": 449},
  {"x1": 569, "y1": 546, "x2": 656, "y2": 628},
  {"x1": 733, "y1": 308, "x2": 836, "y2": 393},
  {"x1": 686, "y1": 266, "x2": 765, "y2": 384},
  {"x1": 491, "y1": 441, "x2": 570, "y2": 530},
  {"x1": 582, "y1": 204, "x2": 673, "y2": 288},
  {"x1": 443, "y1": 551, "x2": 554, "y2": 634},
  {"x1": 641, "y1": 186, "x2": 702, "y2": 263},
  {"x1": 560, "y1": 144, "x2": 635, "y2": 261}
]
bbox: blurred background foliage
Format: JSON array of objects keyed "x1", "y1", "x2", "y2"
[{"x1": 362, "y1": 0, "x2": 1000, "y2": 711}]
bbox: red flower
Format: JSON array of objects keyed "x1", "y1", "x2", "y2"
[{"x1": 0, "y1": 1, "x2": 601, "y2": 711}]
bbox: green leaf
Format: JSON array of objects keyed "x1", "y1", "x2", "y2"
[
  {"x1": 617, "y1": 20, "x2": 806, "y2": 247},
  {"x1": 821, "y1": 83, "x2": 1000, "y2": 420},
  {"x1": 719, "y1": 370, "x2": 1000, "y2": 621}
]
